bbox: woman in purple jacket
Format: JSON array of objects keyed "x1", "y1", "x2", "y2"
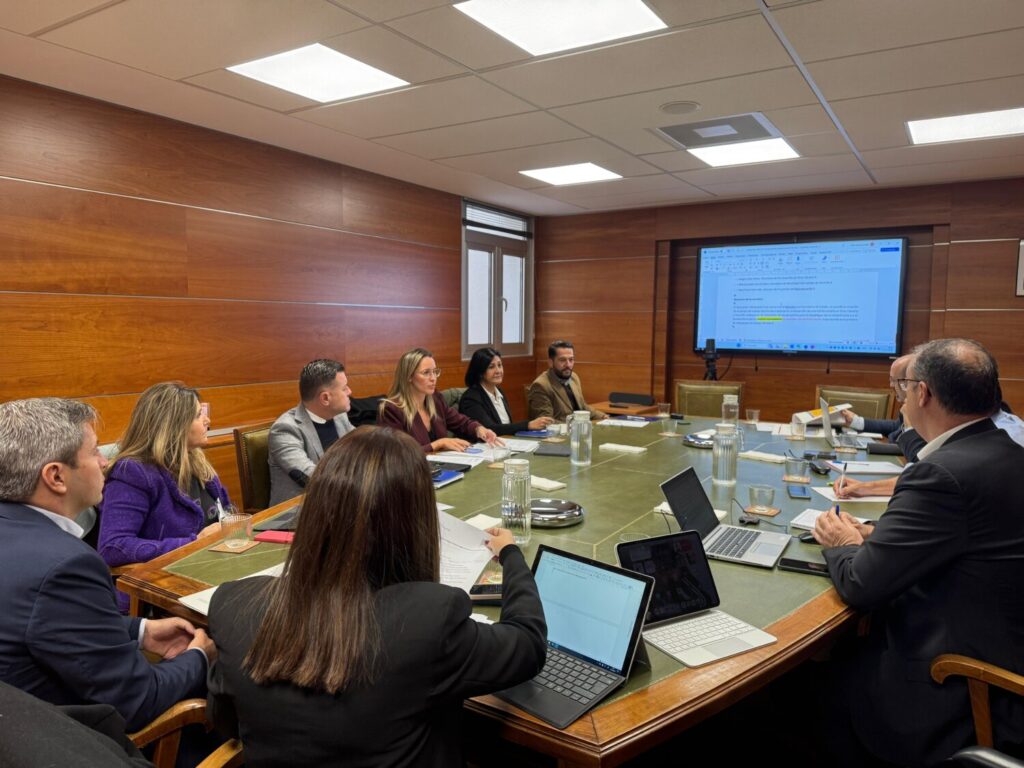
[{"x1": 99, "y1": 382, "x2": 229, "y2": 610}]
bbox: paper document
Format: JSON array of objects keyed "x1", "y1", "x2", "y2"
[
  {"x1": 439, "y1": 511, "x2": 493, "y2": 593},
  {"x1": 499, "y1": 439, "x2": 541, "y2": 454},
  {"x1": 428, "y1": 453, "x2": 487, "y2": 468},
  {"x1": 811, "y1": 486, "x2": 892, "y2": 504},
  {"x1": 825, "y1": 460, "x2": 904, "y2": 475},
  {"x1": 755, "y1": 421, "x2": 783, "y2": 432},
  {"x1": 437, "y1": 503, "x2": 453, "y2": 512},
  {"x1": 773, "y1": 424, "x2": 828, "y2": 437},
  {"x1": 178, "y1": 562, "x2": 285, "y2": 616},
  {"x1": 790, "y1": 508, "x2": 868, "y2": 530},
  {"x1": 596, "y1": 418, "x2": 648, "y2": 428},
  {"x1": 465, "y1": 513, "x2": 501, "y2": 530}
]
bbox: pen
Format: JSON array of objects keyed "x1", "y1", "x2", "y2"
[{"x1": 835, "y1": 461, "x2": 848, "y2": 515}]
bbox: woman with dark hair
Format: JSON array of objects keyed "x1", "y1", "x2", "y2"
[
  {"x1": 459, "y1": 347, "x2": 554, "y2": 435},
  {"x1": 206, "y1": 426, "x2": 546, "y2": 767},
  {"x1": 378, "y1": 347, "x2": 499, "y2": 452}
]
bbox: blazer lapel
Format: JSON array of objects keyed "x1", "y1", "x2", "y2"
[{"x1": 296, "y1": 406, "x2": 323, "y2": 460}]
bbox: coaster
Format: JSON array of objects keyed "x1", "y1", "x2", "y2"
[
  {"x1": 488, "y1": 461, "x2": 505, "y2": 470},
  {"x1": 208, "y1": 540, "x2": 259, "y2": 554},
  {"x1": 782, "y1": 475, "x2": 810, "y2": 484},
  {"x1": 744, "y1": 505, "x2": 782, "y2": 518},
  {"x1": 786, "y1": 435, "x2": 806, "y2": 441},
  {"x1": 658, "y1": 431, "x2": 682, "y2": 438},
  {"x1": 835, "y1": 446, "x2": 858, "y2": 454},
  {"x1": 542, "y1": 436, "x2": 566, "y2": 443}
]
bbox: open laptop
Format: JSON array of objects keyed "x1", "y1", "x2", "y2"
[
  {"x1": 661, "y1": 468, "x2": 789, "y2": 568},
  {"x1": 253, "y1": 503, "x2": 301, "y2": 532},
  {"x1": 616, "y1": 531, "x2": 776, "y2": 667},
  {"x1": 495, "y1": 545, "x2": 654, "y2": 730}
]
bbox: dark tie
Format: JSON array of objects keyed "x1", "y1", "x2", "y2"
[{"x1": 565, "y1": 382, "x2": 581, "y2": 412}]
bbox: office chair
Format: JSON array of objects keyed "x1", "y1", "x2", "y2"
[
  {"x1": 815, "y1": 385, "x2": 894, "y2": 421},
  {"x1": 608, "y1": 391, "x2": 655, "y2": 406},
  {"x1": 233, "y1": 421, "x2": 274, "y2": 515},
  {"x1": 128, "y1": 698, "x2": 243, "y2": 768},
  {"x1": 674, "y1": 380, "x2": 743, "y2": 418}
]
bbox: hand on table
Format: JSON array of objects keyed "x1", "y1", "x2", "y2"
[
  {"x1": 814, "y1": 510, "x2": 866, "y2": 548},
  {"x1": 528, "y1": 416, "x2": 553, "y2": 431},
  {"x1": 432, "y1": 437, "x2": 470, "y2": 452},
  {"x1": 143, "y1": 617, "x2": 197, "y2": 659}
]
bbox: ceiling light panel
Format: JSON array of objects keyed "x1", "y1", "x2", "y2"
[
  {"x1": 453, "y1": 0, "x2": 666, "y2": 56},
  {"x1": 687, "y1": 138, "x2": 799, "y2": 167},
  {"x1": 907, "y1": 107, "x2": 1024, "y2": 145},
  {"x1": 228, "y1": 43, "x2": 407, "y2": 103},
  {"x1": 520, "y1": 163, "x2": 622, "y2": 185}
]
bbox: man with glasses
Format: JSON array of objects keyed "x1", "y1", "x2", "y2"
[
  {"x1": 813, "y1": 338, "x2": 1024, "y2": 766},
  {"x1": 269, "y1": 359, "x2": 355, "y2": 505},
  {"x1": 527, "y1": 340, "x2": 606, "y2": 422},
  {"x1": 840, "y1": 353, "x2": 914, "y2": 441}
]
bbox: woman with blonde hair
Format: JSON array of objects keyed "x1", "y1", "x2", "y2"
[
  {"x1": 379, "y1": 347, "x2": 499, "y2": 452},
  {"x1": 99, "y1": 382, "x2": 230, "y2": 609},
  {"x1": 207, "y1": 426, "x2": 545, "y2": 766}
]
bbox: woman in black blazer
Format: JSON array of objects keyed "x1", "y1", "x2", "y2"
[
  {"x1": 206, "y1": 426, "x2": 546, "y2": 767},
  {"x1": 459, "y1": 347, "x2": 554, "y2": 435}
]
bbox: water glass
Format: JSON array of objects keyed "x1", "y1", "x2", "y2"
[
  {"x1": 656, "y1": 402, "x2": 671, "y2": 418},
  {"x1": 745, "y1": 408, "x2": 760, "y2": 423},
  {"x1": 712, "y1": 423, "x2": 738, "y2": 486},
  {"x1": 748, "y1": 485, "x2": 775, "y2": 513},
  {"x1": 569, "y1": 410, "x2": 592, "y2": 467},
  {"x1": 784, "y1": 457, "x2": 810, "y2": 482},
  {"x1": 790, "y1": 417, "x2": 807, "y2": 440},
  {"x1": 501, "y1": 458, "x2": 531, "y2": 545},
  {"x1": 222, "y1": 512, "x2": 253, "y2": 549},
  {"x1": 721, "y1": 395, "x2": 739, "y2": 425}
]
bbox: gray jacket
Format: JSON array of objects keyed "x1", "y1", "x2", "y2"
[{"x1": 268, "y1": 404, "x2": 354, "y2": 506}]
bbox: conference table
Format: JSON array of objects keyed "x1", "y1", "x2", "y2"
[{"x1": 119, "y1": 416, "x2": 897, "y2": 767}]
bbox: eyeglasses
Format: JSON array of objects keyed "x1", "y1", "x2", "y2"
[
  {"x1": 895, "y1": 378, "x2": 921, "y2": 392},
  {"x1": 416, "y1": 368, "x2": 442, "y2": 379}
]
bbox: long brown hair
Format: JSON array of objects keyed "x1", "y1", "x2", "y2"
[
  {"x1": 110, "y1": 381, "x2": 215, "y2": 491},
  {"x1": 244, "y1": 426, "x2": 440, "y2": 693},
  {"x1": 379, "y1": 347, "x2": 436, "y2": 428}
]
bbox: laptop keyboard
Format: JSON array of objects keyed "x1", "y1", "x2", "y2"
[
  {"x1": 534, "y1": 647, "x2": 617, "y2": 704},
  {"x1": 645, "y1": 610, "x2": 755, "y2": 654},
  {"x1": 705, "y1": 526, "x2": 758, "y2": 558}
]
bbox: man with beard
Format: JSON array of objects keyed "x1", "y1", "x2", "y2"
[{"x1": 527, "y1": 340, "x2": 606, "y2": 422}]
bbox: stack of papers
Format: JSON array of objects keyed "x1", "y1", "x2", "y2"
[
  {"x1": 531, "y1": 475, "x2": 566, "y2": 491},
  {"x1": 438, "y1": 511, "x2": 494, "y2": 593},
  {"x1": 179, "y1": 562, "x2": 285, "y2": 616},
  {"x1": 739, "y1": 450, "x2": 786, "y2": 464},
  {"x1": 811, "y1": 486, "x2": 892, "y2": 503},
  {"x1": 825, "y1": 460, "x2": 903, "y2": 475},
  {"x1": 427, "y1": 453, "x2": 486, "y2": 469},
  {"x1": 790, "y1": 508, "x2": 869, "y2": 530},
  {"x1": 598, "y1": 443, "x2": 647, "y2": 454},
  {"x1": 597, "y1": 418, "x2": 649, "y2": 429}
]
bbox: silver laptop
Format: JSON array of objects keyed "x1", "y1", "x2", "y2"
[
  {"x1": 819, "y1": 396, "x2": 838, "y2": 447},
  {"x1": 617, "y1": 531, "x2": 776, "y2": 667},
  {"x1": 661, "y1": 468, "x2": 789, "y2": 568}
]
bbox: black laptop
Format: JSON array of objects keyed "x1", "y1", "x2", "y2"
[{"x1": 495, "y1": 545, "x2": 654, "y2": 729}]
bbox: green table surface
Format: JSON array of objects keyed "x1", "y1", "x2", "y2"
[{"x1": 166, "y1": 417, "x2": 896, "y2": 701}]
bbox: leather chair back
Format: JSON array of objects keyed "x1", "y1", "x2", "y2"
[
  {"x1": 233, "y1": 422, "x2": 273, "y2": 514},
  {"x1": 674, "y1": 380, "x2": 744, "y2": 418}
]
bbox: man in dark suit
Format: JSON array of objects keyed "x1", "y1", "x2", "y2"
[
  {"x1": 268, "y1": 358, "x2": 355, "y2": 505},
  {"x1": 527, "y1": 340, "x2": 607, "y2": 422},
  {"x1": 0, "y1": 398, "x2": 213, "y2": 731},
  {"x1": 815, "y1": 339, "x2": 1024, "y2": 766}
]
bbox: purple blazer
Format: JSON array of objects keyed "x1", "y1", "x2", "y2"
[
  {"x1": 379, "y1": 393, "x2": 481, "y2": 452},
  {"x1": 98, "y1": 459, "x2": 230, "y2": 567}
]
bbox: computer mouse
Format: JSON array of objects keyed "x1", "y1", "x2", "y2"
[
  {"x1": 738, "y1": 513, "x2": 760, "y2": 526},
  {"x1": 798, "y1": 531, "x2": 818, "y2": 543}
]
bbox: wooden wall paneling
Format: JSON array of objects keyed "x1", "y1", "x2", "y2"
[
  {"x1": 655, "y1": 185, "x2": 951, "y2": 241},
  {"x1": 903, "y1": 242, "x2": 933, "y2": 311},
  {"x1": 0, "y1": 295, "x2": 349, "y2": 400},
  {"x1": 943, "y1": 311, "x2": 1024, "y2": 378},
  {"x1": 945, "y1": 239, "x2": 1024, "y2": 309},
  {"x1": 185, "y1": 209, "x2": 461, "y2": 306},
  {"x1": 0, "y1": 76, "x2": 348, "y2": 230},
  {"x1": 535, "y1": 257, "x2": 655, "y2": 312},
  {"x1": 0, "y1": 179, "x2": 189, "y2": 296},
  {"x1": 929, "y1": 226, "x2": 950, "y2": 340},
  {"x1": 653, "y1": 241, "x2": 672, "y2": 402},
  {"x1": 570, "y1": 362, "x2": 655, "y2": 403},
  {"x1": 341, "y1": 167, "x2": 461, "y2": 249},
  {"x1": 344, "y1": 306, "x2": 460, "y2": 373},
  {"x1": 949, "y1": 179, "x2": 1024, "y2": 241},
  {"x1": 535, "y1": 313, "x2": 653, "y2": 367},
  {"x1": 535, "y1": 208, "x2": 657, "y2": 261},
  {"x1": 1000, "y1": 379, "x2": 1024, "y2": 411}
]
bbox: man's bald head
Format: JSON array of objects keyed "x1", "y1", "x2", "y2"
[{"x1": 909, "y1": 339, "x2": 999, "y2": 417}]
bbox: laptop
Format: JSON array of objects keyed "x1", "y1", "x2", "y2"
[
  {"x1": 495, "y1": 545, "x2": 654, "y2": 729},
  {"x1": 253, "y1": 504, "x2": 301, "y2": 532},
  {"x1": 616, "y1": 531, "x2": 776, "y2": 667},
  {"x1": 661, "y1": 468, "x2": 789, "y2": 568},
  {"x1": 819, "y1": 396, "x2": 838, "y2": 447}
]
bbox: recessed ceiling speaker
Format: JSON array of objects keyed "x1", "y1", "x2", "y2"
[
  {"x1": 653, "y1": 112, "x2": 782, "y2": 149},
  {"x1": 659, "y1": 100, "x2": 701, "y2": 115}
]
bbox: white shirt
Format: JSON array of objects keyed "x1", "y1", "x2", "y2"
[
  {"x1": 993, "y1": 410, "x2": 1024, "y2": 448},
  {"x1": 26, "y1": 503, "x2": 84, "y2": 538},
  {"x1": 917, "y1": 417, "x2": 988, "y2": 461},
  {"x1": 484, "y1": 386, "x2": 510, "y2": 424}
]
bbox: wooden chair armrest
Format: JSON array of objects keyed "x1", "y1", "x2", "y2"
[
  {"x1": 128, "y1": 697, "x2": 208, "y2": 747},
  {"x1": 931, "y1": 654, "x2": 1024, "y2": 696},
  {"x1": 197, "y1": 739, "x2": 244, "y2": 768},
  {"x1": 110, "y1": 563, "x2": 142, "y2": 577}
]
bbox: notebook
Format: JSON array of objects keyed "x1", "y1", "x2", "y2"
[
  {"x1": 661, "y1": 468, "x2": 789, "y2": 568},
  {"x1": 616, "y1": 531, "x2": 776, "y2": 667},
  {"x1": 495, "y1": 545, "x2": 654, "y2": 729}
]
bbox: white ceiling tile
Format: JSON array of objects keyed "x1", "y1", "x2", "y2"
[
  {"x1": 808, "y1": 27, "x2": 1024, "y2": 102},
  {"x1": 0, "y1": 0, "x2": 112, "y2": 35},
  {"x1": 550, "y1": 68, "x2": 818, "y2": 155},
  {"x1": 787, "y1": 132, "x2": 851, "y2": 156},
  {"x1": 184, "y1": 69, "x2": 318, "y2": 112},
  {"x1": 557, "y1": 184, "x2": 715, "y2": 210},
  {"x1": 40, "y1": 0, "x2": 368, "y2": 80},
  {"x1": 862, "y1": 135, "x2": 1024, "y2": 169},
  {"x1": 295, "y1": 76, "x2": 534, "y2": 138},
  {"x1": 331, "y1": 0, "x2": 450, "y2": 22},
  {"x1": 482, "y1": 16, "x2": 793, "y2": 109},
  {"x1": 773, "y1": 0, "x2": 1024, "y2": 63},
  {"x1": 832, "y1": 75, "x2": 1024, "y2": 151},
  {"x1": 696, "y1": 169, "x2": 875, "y2": 197},
  {"x1": 321, "y1": 24, "x2": 465, "y2": 83},
  {"x1": 535, "y1": 173, "x2": 696, "y2": 203},
  {"x1": 676, "y1": 153, "x2": 862, "y2": 186},
  {"x1": 385, "y1": 5, "x2": 531, "y2": 70},
  {"x1": 374, "y1": 112, "x2": 587, "y2": 159},
  {"x1": 871, "y1": 154, "x2": 1024, "y2": 185},
  {"x1": 763, "y1": 104, "x2": 835, "y2": 136},
  {"x1": 438, "y1": 137, "x2": 661, "y2": 188},
  {"x1": 646, "y1": 0, "x2": 760, "y2": 27},
  {"x1": 638, "y1": 150, "x2": 712, "y2": 173}
]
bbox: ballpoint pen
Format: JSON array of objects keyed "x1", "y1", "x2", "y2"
[{"x1": 836, "y1": 462, "x2": 848, "y2": 515}]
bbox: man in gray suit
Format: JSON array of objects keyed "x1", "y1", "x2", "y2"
[{"x1": 268, "y1": 359, "x2": 355, "y2": 505}]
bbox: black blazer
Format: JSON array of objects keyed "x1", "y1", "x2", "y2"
[
  {"x1": 823, "y1": 420, "x2": 1024, "y2": 765},
  {"x1": 458, "y1": 384, "x2": 532, "y2": 435},
  {"x1": 207, "y1": 545, "x2": 546, "y2": 767},
  {"x1": 0, "y1": 502, "x2": 207, "y2": 731}
]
